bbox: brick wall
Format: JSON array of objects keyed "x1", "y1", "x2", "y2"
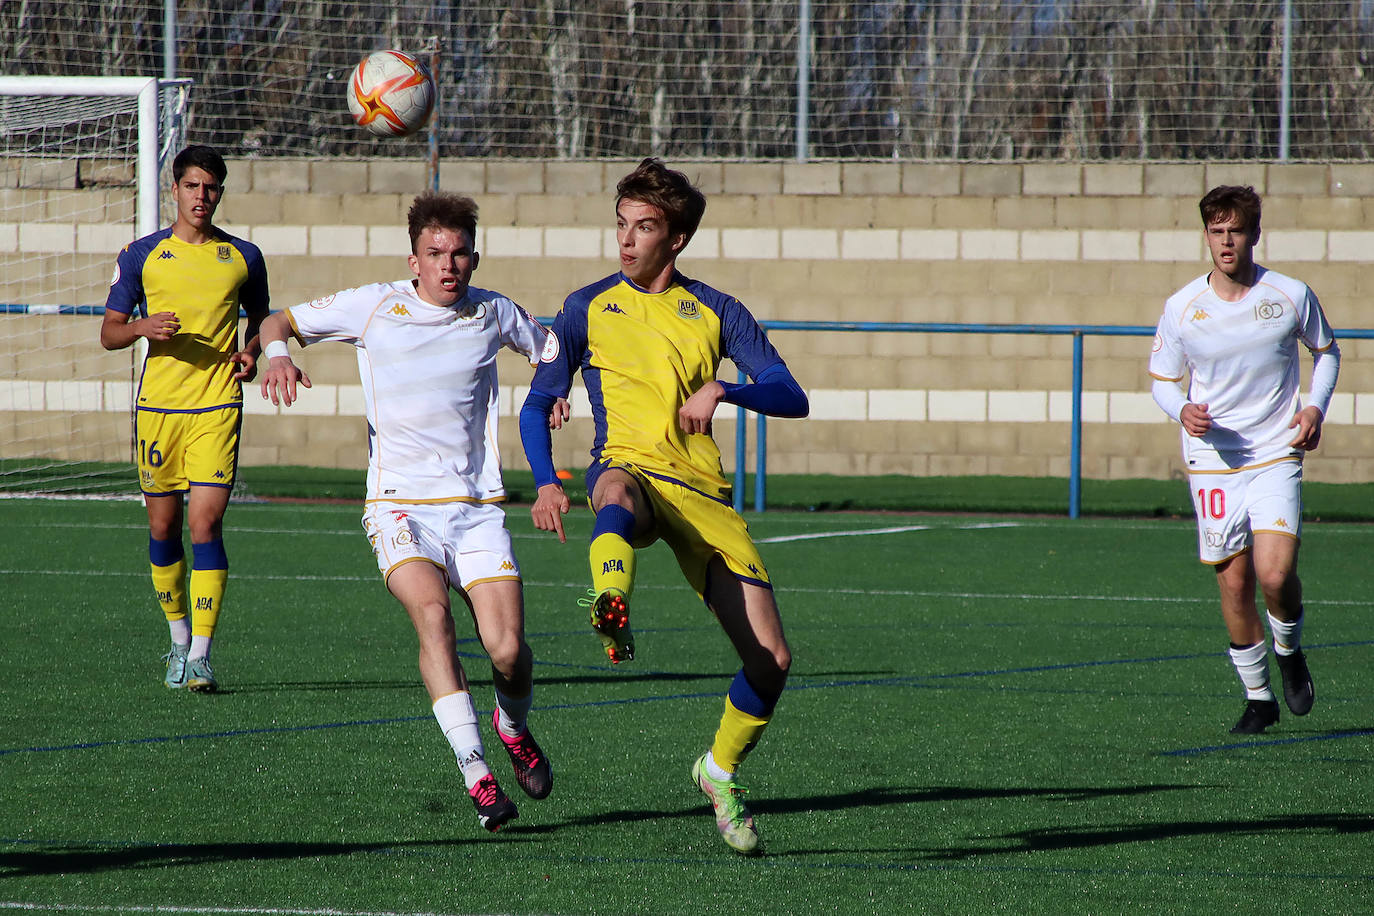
[{"x1": 7, "y1": 160, "x2": 1373, "y2": 483}]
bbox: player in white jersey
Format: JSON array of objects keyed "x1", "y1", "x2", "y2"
[
  {"x1": 1149, "y1": 185, "x2": 1340, "y2": 736},
  {"x1": 257, "y1": 191, "x2": 562, "y2": 832}
]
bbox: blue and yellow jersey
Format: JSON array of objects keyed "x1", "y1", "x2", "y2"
[
  {"x1": 105, "y1": 227, "x2": 270, "y2": 412},
  {"x1": 531, "y1": 271, "x2": 784, "y2": 500}
]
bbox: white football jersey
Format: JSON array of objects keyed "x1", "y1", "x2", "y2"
[
  {"x1": 1149, "y1": 265, "x2": 1336, "y2": 471},
  {"x1": 286, "y1": 281, "x2": 551, "y2": 502}
]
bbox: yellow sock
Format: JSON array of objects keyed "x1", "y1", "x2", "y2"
[
  {"x1": 150, "y1": 558, "x2": 187, "y2": 623},
  {"x1": 189, "y1": 567, "x2": 228, "y2": 638},
  {"x1": 589, "y1": 532, "x2": 635, "y2": 597},
  {"x1": 709, "y1": 696, "x2": 771, "y2": 774}
]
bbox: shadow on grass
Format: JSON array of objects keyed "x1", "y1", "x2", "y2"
[
  {"x1": 0, "y1": 835, "x2": 534, "y2": 878},
  {"x1": 515, "y1": 782, "x2": 1208, "y2": 838},
  {"x1": 229, "y1": 670, "x2": 762, "y2": 694},
  {"x1": 919, "y1": 812, "x2": 1374, "y2": 860}
]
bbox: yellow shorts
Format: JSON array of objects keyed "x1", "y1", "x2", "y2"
[
  {"x1": 601, "y1": 462, "x2": 771, "y2": 599},
  {"x1": 134, "y1": 407, "x2": 241, "y2": 494}
]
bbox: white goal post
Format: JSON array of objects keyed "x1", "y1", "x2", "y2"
[{"x1": 0, "y1": 75, "x2": 189, "y2": 495}]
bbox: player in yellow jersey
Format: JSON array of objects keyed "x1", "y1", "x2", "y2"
[
  {"x1": 100, "y1": 145, "x2": 270, "y2": 694},
  {"x1": 519, "y1": 158, "x2": 809, "y2": 854}
]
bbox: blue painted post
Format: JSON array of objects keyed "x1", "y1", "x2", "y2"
[{"x1": 1070, "y1": 332, "x2": 1083, "y2": 519}]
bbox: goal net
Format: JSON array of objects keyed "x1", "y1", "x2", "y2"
[{"x1": 0, "y1": 76, "x2": 189, "y2": 495}]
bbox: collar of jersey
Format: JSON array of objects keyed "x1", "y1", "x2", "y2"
[{"x1": 618, "y1": 270, "x2": 684, "y2": 296}]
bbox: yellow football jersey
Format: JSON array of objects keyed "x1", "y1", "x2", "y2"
[
  {"x1": 531, "y1": 271, "x2": 784, "y2": 500},
  {"x1": 105, "y1": 227, "x2": 270, "y2": 411}
]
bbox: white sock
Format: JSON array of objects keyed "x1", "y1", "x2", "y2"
[
  {"x1": 168, "y1": 619, "x2": 191, "y2": 647},
  {"x1": 189, "y1": 635, "x2": 212, "y2": 661},
  {"x1": 1228, "y1": 642, "x2": 1275, "y2": 701},
  {"x1": 432, "y1": 691, "x2": 490, "y2": 789},
  {"x1": 493, "y1": 687, "x2": 533, "y2": 739},
  {"x1": 704, "y1": 750, "x2": 733, "y2": 782},
  {"x1": 1267, "y1": 609, "x2": 1304, "y2": 656}
]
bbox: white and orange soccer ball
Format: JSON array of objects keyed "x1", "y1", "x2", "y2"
[{"x1": 346, "y1": 50, "x2": 436, "y2": 137}]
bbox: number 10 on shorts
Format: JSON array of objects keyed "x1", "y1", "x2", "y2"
[{"x1": 1196, "y1": 487, "x2": 1225, "y2": 519}]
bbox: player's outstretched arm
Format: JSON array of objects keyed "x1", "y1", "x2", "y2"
[{"x1": 258, "y1": 312, "x2": 311, "y2": 407}]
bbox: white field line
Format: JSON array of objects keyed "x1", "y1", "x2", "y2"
[{"x1": 755, "y1": 521, "x2": 1019, "y2": 543}]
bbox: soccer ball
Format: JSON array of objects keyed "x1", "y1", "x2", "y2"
[{"x1": 346, "y1": 50, "x2": 436, "y2": 137}]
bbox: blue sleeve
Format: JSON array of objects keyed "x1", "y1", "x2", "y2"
[
  {"x1": 519, "y1": 388, "x2": 561, "y2": 487},
  {"x1": 528, "y1": 299, "x2": 585, "y2": 398},
  {"x1": 715, "y1": 293, "x2": 784, "y2": 380},
  {"x1": 719, "y1": 362, "x2": 809, "y2": 418},
  {"x1": 103, "y1": 241, "x2": 150, "y2": 317},
  {"x1": 235, "y1": 239, "x2": 271, "y2": 320}
]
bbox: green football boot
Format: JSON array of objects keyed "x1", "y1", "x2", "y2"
[{"x1": 691, "y1": 753, "x2": 760, "y2": 855}]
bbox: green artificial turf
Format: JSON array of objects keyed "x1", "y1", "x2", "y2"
[{"x1": 1, "y1": 499, "x2": 1371, "y2": 914}]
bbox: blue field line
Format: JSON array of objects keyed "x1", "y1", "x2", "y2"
[
  {"x1": 0, "y1": 715, "x2": 432, "y2": 758},
  {"x1": 5, "y1": 639, "x2": 1370, "y2": 759},
  {"x1": 1160, "y1": 728, "x2": 1374, "y2": 757}
]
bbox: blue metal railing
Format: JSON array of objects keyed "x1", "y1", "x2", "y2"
[
  {"x1": 1, "y1": 304, "x2": 106, "y2": 315},
  {"x1": 732, "y1": 321, "x2": 1374, "y2": 518},
  {"x1": 15, "y1": 306, "x2": 1367, "y2": 517}
]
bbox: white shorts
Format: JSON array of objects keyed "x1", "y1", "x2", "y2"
[
  {"x1": 362, "y1": 501, "x2": 521, "y2": 590},
  {"x1": 1188, "y1": 459, "x2": 1302, "y2": 565}
]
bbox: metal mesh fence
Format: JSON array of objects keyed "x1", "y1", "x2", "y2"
[{"x1": 3, "y1": 1, "x2": 1372, "y2": 160}]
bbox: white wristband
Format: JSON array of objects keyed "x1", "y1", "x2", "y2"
[{"x1": 263, "y1": 339, "x2": 291, "y2": 361}]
